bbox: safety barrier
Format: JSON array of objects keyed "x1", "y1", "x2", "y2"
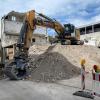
[
  {"x1": 73, "y1": 59, "x2": 100, "y2": 99},
  {"x1": 92, "y1": 70, "x2": 100, "y2": 97},
  {"x1": 81, "y1": 60, "x2": 85, "y2": 91},
  {"x1": 73, "y1": 59, "x2": 94, "y2": 99}
]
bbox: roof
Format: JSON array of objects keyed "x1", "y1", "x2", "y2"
[
  {"x1": 7, "y1": 11, "x2": 25, "y2": 17},
  {"x1": 77, "y1": 21, "x2": 100, "y2": 29}
]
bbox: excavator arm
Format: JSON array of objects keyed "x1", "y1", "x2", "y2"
[{"x1": 18, "y1": 10, "x2": 64, "y2": 50}]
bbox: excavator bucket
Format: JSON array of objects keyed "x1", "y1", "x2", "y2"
[
  {"x1": 3, "y1": 62, "x2": 19, "y2": 80},
  {"x1": 4, "y1": 54, "x2": 30, "y2": 80},
  {"x1": 4, "y1": 66, "x2": 18, "y2": 80},
  {"x1": 4, "y1": 63, "x2": 29, "y2": 80}
]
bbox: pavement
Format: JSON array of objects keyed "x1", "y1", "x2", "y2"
[{"x1": 0, "y1": 74, "x2": 99, "y2": 100}]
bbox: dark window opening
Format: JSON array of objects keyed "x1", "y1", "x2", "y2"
[
  {"x1": 86, "y1": 26, "x2": 92, "y2": 34},
  {"x1": 32, "y1": 38, "x2": 35, "y2": 42},
  {"x1": 80, "y1": 28, "x2": 85, "y2": 35},
  {"x1": 5, "y1": 16, "x2": 8, "y2": 20},
  {"x1": 94, "y1": 24, "x2": 100, "y2": 32}
]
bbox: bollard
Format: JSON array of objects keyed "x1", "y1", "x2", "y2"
[
  {"x1": 80, "y1": 59, "x2": 86, "y2": 91},
  {"x1": 92, "y1": 65, "x2": 100, "y2": 97}
]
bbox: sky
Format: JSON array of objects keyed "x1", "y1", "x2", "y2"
[{"x1": 0, "y1": 0, "x2": 100, "y2": 36}]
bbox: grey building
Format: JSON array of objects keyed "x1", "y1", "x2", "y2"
[
  {"x1": 1, "y1": 11, "x2": 48, "y2": 47},
  {"x1": 0, "y1": 11, "x2": 48, "y2": 64}
]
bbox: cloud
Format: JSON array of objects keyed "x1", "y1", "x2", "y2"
[
  {"x1": 92, "y1": 14, "x2": 100, "y2": 22},
  {"x1": 0, "y1": 0, "x2": 100, "y2": 33}
]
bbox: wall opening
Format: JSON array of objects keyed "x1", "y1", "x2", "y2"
[
  {"x1": 94, "y1": 24, "x2": 100, "y2": 32},
  {"x1": 80, "y1": 28, "x2": 85, "y2": 35},
  {"x1": 11, "y1": 16, "x2": 16, "y2": 21},
  {"x1": 32, "y1": 38, "x2": 35, "y2": 42},
  {"x1": 86, "y1": 26, "x2": 92, "y2": 34}
]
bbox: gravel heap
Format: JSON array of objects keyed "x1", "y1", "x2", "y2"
[
  {"x1": 28, "y1": 44, "x2": 100, "y2": 82},
  {"x1": 28, "y1": 45, "x2": 80, "y2": 82}
]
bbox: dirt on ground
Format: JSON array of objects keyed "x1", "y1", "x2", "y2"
[{"x1": 28, "y1": 44, "x2": 100, "y2": 82}]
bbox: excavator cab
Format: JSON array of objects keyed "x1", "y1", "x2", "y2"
[
  {"x1": 61, "y1": 23, "x2": 83, "y2": 45},
  {"x1": 64, "y1": 24, "x2": 75, "y2": 36}
]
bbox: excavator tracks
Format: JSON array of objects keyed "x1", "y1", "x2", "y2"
[
  {"x1": 3, "y1": 57, "x2": 31, "y2": 80},
  {"x1": 4, "y1": 63, "x2": 19, "y2": 80}
]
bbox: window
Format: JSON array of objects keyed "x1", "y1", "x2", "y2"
[
  {"x1": 32, "y1": 38, "x2": 35, "y2": 42},
  {"x1": 94, "y1": 24, "x2": 100, "y2": 32},
  {"x1": 11, "y1": 16, "x2": 16, "y2": 21},
  {"x1": 86, "y1": 26, "x2": 92, "y2": 34},
  {"x1": 80, "y1": 28, "x2": 85, "y2": 35}
]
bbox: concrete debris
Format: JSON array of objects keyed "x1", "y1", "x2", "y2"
[
  {"x1": 28, "y1": 44, "x2": 100, "y2": 82},
  {"x1": 28, "y1": 45, "x2": 80, "y2": 82}
]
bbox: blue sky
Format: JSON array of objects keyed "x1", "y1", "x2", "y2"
[{"x1": 0, "y1": 0, "x2": 100, "y2": 35}]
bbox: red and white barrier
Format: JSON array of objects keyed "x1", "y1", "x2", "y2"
[
  {"x1": 92, "y1": 70, "x2": 100, "y2": 97},
  {"x1": 80, "y1": 62, "x2": 100, "y2": 98},
  {"x1": 74, "y1": 59, "x2": 100, "y2": 98}
]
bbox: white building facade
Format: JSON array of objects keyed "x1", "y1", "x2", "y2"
[{"x1": 78, "y1": 22, "x2": 100, "y2": 47}]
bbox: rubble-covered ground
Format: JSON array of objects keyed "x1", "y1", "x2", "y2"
[
  {"x1": 28, "y1": 44, "x2": 100, "y2": 82},
  {"x1": 0, "y1": 44, "x2": 100, "y2": 100}
]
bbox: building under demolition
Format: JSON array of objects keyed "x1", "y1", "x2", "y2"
[
  {"x1": 78, "y1": 22, "x2": 100, "y2": 47},
  {"x1": 0, "y1": 11, "x2": 48, "y2": 64},
  {"x1": 1, "y1": 11, "x2": 48, "y2": 47}
]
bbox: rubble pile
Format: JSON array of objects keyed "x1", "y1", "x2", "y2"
[
  {"x1": 52, "y1": 45, "x2": 100, "y2": 71},
  {"x1": 28, "y1": 45, "x2": 80, "y2": 82},
  {"x1": 28, "y1": 44, "x2": 100, "y2": 82},
  {"x1": 29, "y1": 52, "x2": 80, "y2": 82}
]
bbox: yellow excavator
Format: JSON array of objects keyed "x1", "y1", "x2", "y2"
[{"x1": 4, "y1": 10, "x2": 83, "y2": 80}]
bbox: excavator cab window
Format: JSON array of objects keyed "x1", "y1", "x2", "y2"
[{"x1": 64, "y1": 24, "x2": 75, "y2": 33}]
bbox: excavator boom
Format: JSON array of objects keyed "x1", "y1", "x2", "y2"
[{"x1": 18, "y1": 10, "x2": 64, "y2": 50}]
